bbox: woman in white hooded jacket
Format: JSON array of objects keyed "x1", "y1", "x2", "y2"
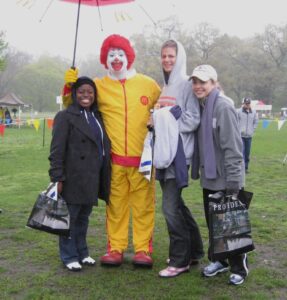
[{"x1": 154, "y1": 40, "x2": 204, "y2": 278}]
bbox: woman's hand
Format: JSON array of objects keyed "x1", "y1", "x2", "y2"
[
  {"x1": 57, "y1": 182, "x2": 63, "y2": 194},
  {"x1": 147, "y1": 109, "x2": 155, "y2": 132}
]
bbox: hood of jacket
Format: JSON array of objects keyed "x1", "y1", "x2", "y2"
[
  {"x1": 162, "y1": 40, "x2": 188, "y2": 86},
  {"x1": 71, "y1": 76, "x2": 98, "y2": 112}
]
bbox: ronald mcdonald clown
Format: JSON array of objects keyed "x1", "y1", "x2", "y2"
[{"x1": 63, "y1": 34, "x2": 160, "y2": 266}]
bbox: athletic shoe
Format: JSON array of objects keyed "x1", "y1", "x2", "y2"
[
  {"x1": 132, "y1": 251, "x2": 153, "y2": 267},
  {"x1": 159, "y1": 265, "x2": 190, "y2": 278},
  {"x1": 202, "y1": 261, "x2": 229, "y2": 277},
  {"x1": 100, "y1": 251, "x2": 123, "y2": 266},
  {"x1": 229, "y1": 273, "x2": 245, "y2": 285},
  {"x1": 81, "y1": 256, "x2": 96, "y2": 266},
  {"x1": 65, "y1": 261, "x2": 82, "y2": 271}
]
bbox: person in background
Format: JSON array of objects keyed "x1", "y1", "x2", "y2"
[
  {"x1": 191, "y1": 65, "x2": 248, "y2": 285},
  {"x1": 237, "y1": 98, "x2": 258, "y2": 173},
  {"x1": 152, "y1": 40, "x2": 204, "y2": 278},
  {"x1": 49, "y1": 77, "x2": 111, "y2": 271},
  {"x1": 4, "y1": 108, "x2": 12, "y2": 125},
  {"x1": 63, "y1": 34, "x2": 161, "y2": 267},
  {"x1": 0, "y1": 106, "x2": 4, "y2": 124}
]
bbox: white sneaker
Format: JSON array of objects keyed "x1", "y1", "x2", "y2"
[
  {"x1": 202, "y1": 261, "x2": 229, "y2": 277},
  {"x1": 229, "y1": 253, "x2": 248, "y2": 285},
  {"x1": 229, "y1": 273, "x2": 245, "y2": 285},
  {"x1": 65, "y1": 261, "x2": 82, "y2": 271},
  {"x1": 81, "y1": 256, "x2": 96, "y2": 266}
]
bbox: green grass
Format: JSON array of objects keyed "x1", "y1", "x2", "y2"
[{"x1": 0, "y1": 121, "x2": 287, "y2": 300}]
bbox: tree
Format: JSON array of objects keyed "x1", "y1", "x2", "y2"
[
  {"x1": 131, "y1": 16, "x2": 195, "y2": 84},
  {"x1": 79, "y1": 54, "x2": 106, "y2": 79},
  {"x1": 253, "y1": 24, "x2": 287, "y2": 108},
  {"x1": 191, "y1": 23, "x2": 220, "y2": 62},
  {"x1": 0, "y1": 31, "x2": 7, "y2": 71},
  {"x1": 131, "y1": 32, "x2": 163, "y2": 84},
  {"x1": 13, "y1": 56, "x2": 69, "y2": 111},
  {"x1": 0, "y1": 49, "x2": 32, "y2": 98},
  {"x1": 154, "y1": 15, "x2": 183, "y2": 40},
  {"x1": 256, "y1": 24, "x2": 287, "y2": 68}
]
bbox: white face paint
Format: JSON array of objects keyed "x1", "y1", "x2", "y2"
[{"x1": 107, "y1": 48, "x2": 128, "y2": 73}]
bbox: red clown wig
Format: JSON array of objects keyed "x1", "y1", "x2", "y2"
[{"x1": 100, "y1": 34, "x2": 135, "y2": 70}]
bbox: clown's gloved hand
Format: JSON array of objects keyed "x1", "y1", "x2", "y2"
[
  {"x1": 169, "y1": 105, "x2": 182, "y2": 120},
  {"x1": 64, "y1": 68, "x2": 78, "y2": 85}
]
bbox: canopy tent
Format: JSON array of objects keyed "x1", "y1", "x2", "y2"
[
  {"x1": 0, "y1": 93, "x2": 29, "y2": 127},
  {"x1": 251, "y1": 100, "x2": 272, "y2": 118},
  {"x1": 0, "y1": 93, "x2": 26, "y2": 107}
]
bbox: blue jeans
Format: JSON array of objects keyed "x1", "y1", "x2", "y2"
[
  {"x1": 59, "y1": 204, "x2": 93, "y2": 264},
  {"x1": 160, "y1": 179, "x2": 204, "y2": 268},
  {"x1": 242, "y1": 137, "x2": 252, "y2": 170}
]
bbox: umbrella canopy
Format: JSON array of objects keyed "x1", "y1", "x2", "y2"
[
  {"x1": 61, "y1": 0, "x2": 134, "y2": 6},
  {"x1": 60, "y1": 0, "x2": 136, "y2": 67},
  {"x1": 0, "y1": 93, "x2": 26, "y2": 107}
]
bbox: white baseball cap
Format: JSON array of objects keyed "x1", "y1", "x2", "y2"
[{"x1": 191, "y1": 64, "x2": 218, "y2": 82}]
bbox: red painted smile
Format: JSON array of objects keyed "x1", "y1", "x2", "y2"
[{"x1": 112, "y1": 61, "x2": 123, "y2": 71}]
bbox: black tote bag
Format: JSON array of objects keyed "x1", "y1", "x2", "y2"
[
  {"x1": 209, "y1": 192, "x2": 255, "y2": 261},
  {"x1": 26, "y1": 183, "x2": 70, "y2": 236},
  {"x1": 237, "y1": 189, "x2": 253, "y2": 209}
]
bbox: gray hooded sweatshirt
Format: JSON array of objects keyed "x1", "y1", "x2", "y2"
[{"x1": 158, "y1": 40, "x2": 200, "y2": 168}]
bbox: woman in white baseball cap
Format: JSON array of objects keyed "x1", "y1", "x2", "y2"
[{"x1": 191, "y1": 65, "x2": 249, "y2": 286}]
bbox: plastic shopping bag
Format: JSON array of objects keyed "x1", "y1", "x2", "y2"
[
  {"x1": 209, "y1": 192, "x2": 255, "y2": 261},
  {"x1": 26, "y1": 183, "x2": 70, "y2": 236}
]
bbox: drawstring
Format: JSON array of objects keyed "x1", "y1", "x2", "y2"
[{"x1": 83, "y1": 110, "x2": 105, "y2": 156}]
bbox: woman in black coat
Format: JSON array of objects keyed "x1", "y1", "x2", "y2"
[{"x1": 49, "y1": 77, "x2": 111, "y2": 271}]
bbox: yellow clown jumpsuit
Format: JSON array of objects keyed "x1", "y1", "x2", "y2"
[{"x1": 95, "y1": 74, "x2": 161, "y2": 253}]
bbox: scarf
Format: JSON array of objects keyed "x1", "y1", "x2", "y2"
[
  {"x1": 202, "y1": 88, "x2": 219, "y2": 179},
  {"x1": 191, "y1": 88, "x2": 219, "y2": 180}
]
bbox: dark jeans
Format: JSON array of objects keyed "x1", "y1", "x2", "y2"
[
  {"x1": 203, "y1": 189, "x2": 249, "y2": 278},
  {"x1": 59, "y1": 204, "x2": 93, "y2": 265},
  {"x1": 242, "y1": 137, "x2": 252, "y2": 170},
  {"x1": 160, "y1": 179, "x2": 204, "y2": 268}
]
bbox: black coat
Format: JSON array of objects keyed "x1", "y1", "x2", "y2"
[{"x1": 49, "y1": 104, "x2": 111, "y2": 205}]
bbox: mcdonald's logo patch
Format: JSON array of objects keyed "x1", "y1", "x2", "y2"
[{"x1": 140, "y1": 96, "x2": 149, "y2": 106}]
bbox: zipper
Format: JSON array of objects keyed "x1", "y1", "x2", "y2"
[
  {"x1": 245, "y1": 112, "x2": 249, "y2": 135},
  {"x1": 84, "y1": 110, "x2": 105, "y2": 156},
  {"x1": 121, "y1": 80, "x2": 128, "y2": 156}
]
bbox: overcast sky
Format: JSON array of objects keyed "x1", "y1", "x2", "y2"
[{"x1": 0, "y1": 0, "x2": 286, "y2": 65}]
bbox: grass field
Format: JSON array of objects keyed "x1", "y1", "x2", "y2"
[{"x1": 0, "y1": 121, "x2": 287, "y2": 300}]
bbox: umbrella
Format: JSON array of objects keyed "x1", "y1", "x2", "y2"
[
  {"x1": 35, "y1": 0, "x2": 156, "y2": 67},
  {"x1": 60, "y1": 0, "x2": 135, "y2": 68}
]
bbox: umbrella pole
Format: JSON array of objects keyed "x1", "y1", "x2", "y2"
[{"x1": 72, "y1": 0, "x2": 82, "y2": 68}]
